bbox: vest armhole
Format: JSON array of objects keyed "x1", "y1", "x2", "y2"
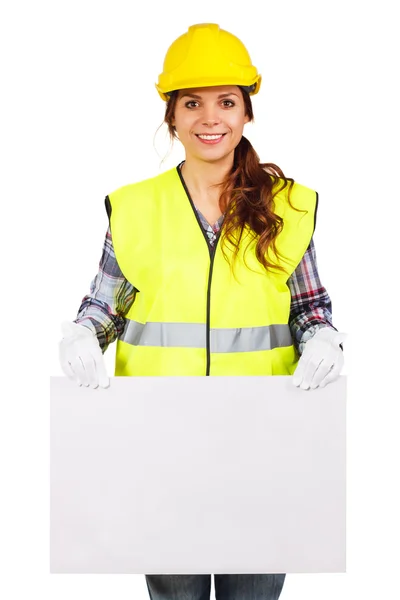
[
  {"x1": 313, "y1": 191, "x2": 319, "y2": 235},
  {"x1": 105, "y1": 195, "x2": 112, "y2": 221},
  {"x1": 103, "y1": 193, "x2": 140, "y2": 295}
]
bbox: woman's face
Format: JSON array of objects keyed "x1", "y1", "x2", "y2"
[{"x1": 172, "y1": 85, "x2": 250, "y2": 165}]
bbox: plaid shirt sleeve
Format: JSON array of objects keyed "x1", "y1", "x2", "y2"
[
  {"x1": 288, "y1": 237, "x2": 337, "y2": 355},
  {"x1": 74, "y1": 226, "x2": 136, "y2": 353}
]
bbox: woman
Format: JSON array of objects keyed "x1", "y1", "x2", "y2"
[{"x1": 60, "y1": 23, "x2": 345, "y2": 600}]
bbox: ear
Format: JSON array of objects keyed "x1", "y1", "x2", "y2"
[{"x1": 244, "y1": 114, "x2": 250, "y2": 124}]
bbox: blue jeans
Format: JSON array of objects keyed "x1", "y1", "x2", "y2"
[{"x1": 145, "y1": 574, "x2": 286, "y2": 599}]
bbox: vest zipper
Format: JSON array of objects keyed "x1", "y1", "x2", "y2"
[
  {"x1": 205, "y1": 234, "x2": 221, "y2": 375},
  {"x1": 176, "y1": 164, "x2": 222, "y2": 376}
]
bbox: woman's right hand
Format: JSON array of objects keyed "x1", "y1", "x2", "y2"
[{"x1": 59, "y1": 321, "x2": 110, "y2": 389}]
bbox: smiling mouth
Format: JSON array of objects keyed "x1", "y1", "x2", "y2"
[
  {"x1": 195, "y1": 133, "x2": 227, "y2": 143},
  {"x1": 196, "y1": 133, "x2": 226, "y2": 139}
]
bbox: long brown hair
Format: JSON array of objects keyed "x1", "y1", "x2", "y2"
[{"x1": 164, "y1": 89, "x2": 299, "y2": 274}]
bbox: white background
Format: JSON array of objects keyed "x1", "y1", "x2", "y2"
[{"x1": 0, "y1": 0, "x2": 399, "y2": 598}]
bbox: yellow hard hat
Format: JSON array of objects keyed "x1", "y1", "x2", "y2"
[{"x1": 156, "y1": 23, "x2": 262, "y2": 101}]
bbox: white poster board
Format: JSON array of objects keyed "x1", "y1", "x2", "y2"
[{"x1": 50, "y1": 376, "x2": 346, "y2": 574}]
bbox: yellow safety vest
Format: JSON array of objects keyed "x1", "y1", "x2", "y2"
[{"x1": 107, "y1": 166, "x2": 317, "y2": 376}]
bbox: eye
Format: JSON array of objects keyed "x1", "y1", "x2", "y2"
[
  {"x1": 222, "y1": 99, "x2": 235, "y2": 107},
  {"x1": 184, "y1": 100, "x2": 199, "y2": 109}
]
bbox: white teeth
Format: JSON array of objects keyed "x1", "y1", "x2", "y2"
[{"x1": 197, "y1": 134, "x2": 223, "y2": 140}]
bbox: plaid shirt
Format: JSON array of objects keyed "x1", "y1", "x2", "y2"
[{"x1": 75, "y1": 203, "x2": 336, "y2": 355}]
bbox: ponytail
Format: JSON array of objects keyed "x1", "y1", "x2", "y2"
[{"x1": 218, "y1": 133, "x2": 294, "y2": 274}]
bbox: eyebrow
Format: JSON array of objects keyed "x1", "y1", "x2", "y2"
[{"x1": 179, "y1": 92, "x2": 240, "y2": 100}]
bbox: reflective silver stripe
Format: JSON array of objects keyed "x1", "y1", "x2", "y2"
[
  {"x1": 210, "y1": 324, "x2": 292, "y2": 353},
  {"x1": 120, "y1": 320, "x2": 292, "y2": 353},
  {"x1": 120, "y1": 320, "x2": 206, "y2": 348}
]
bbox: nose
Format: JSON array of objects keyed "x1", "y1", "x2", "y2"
[
  {"x1": 201, "y1": 105, "x2": 221, "y2": 127},
  {"x1": 203, "y1": 118, "x2": 219, "y2": 127},
  {"x1": 202, "y1": 118, "x2": 220, "y2": 127}
]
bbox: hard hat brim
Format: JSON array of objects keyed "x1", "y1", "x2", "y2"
[{"x1": 155, "y1": 75, "x2": 262, "y2": 102}]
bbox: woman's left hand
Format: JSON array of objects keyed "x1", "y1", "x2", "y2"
[{"x1": 292, "y1": 327, "x2": 347, "y2": 390}]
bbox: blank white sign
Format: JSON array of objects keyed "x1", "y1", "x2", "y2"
[{"x1": 50, "y1": 375, "x2": 346, "y2": 574}]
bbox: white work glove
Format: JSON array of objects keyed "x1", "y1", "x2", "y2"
[
  {"x1": 59, "y1": 321, "x2": 110, "y2": 389},
  {"x1": 293, "y1": 327, "x2": 346, "y2": 390}
]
